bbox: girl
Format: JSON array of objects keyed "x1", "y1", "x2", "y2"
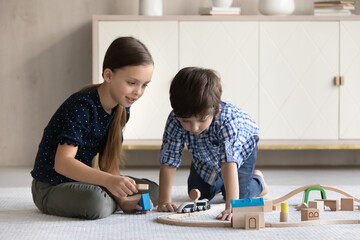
[{"x1": 31, "y1": 37, "x2": 159, "y2": 220}]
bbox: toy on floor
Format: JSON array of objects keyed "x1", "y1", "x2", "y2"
[
  {"x1": 341, "y1": 198, "x2": 354, "y2": 211},
  {"x1": 231, "y1": 197, "x2": 265, "y2": 230},
  {"x1": 136, "y1": 184, "x2": 149, "y2": 190},
  {"x1": 280, "y1": 202, "x2": 289, "y2": 222},
  {"x1": 308, "y1": 201, "x2": 324, "y2": 212},
  {"x1": 137, "y1": 193, "x2": 151, "y2": 212},
  {"x1": 303, "y1": 186, "x2": 327, "y2": 203},
  {"x1": 301, "y1": 208, "x2": 319, "y2": 221},
  {"x1": 177, "y1": 198, "x2": 211, "y2": 213},
  {"x1": 272, "y1": 184, "x2": 360, "y2": 205},
  {"x1": 157, "y1": 184, "x2": 360, "y2": 229}
]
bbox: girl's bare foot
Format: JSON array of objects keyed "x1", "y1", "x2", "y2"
[{"x1": 254, "y1": 170, "x2": 269, "y2": 197}]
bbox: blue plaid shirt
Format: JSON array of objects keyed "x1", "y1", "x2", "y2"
[{"x1": 159, "y1": 101, "x2": 259, "y2": 185}]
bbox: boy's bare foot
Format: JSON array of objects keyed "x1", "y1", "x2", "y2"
[
  {"x1": 254, "y1": 169, "x2": 269, "y2": 197},
  {"x1": 189, "y1": 189, "x2": 201, "y2": 200}
]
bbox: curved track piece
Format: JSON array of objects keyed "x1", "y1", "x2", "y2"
[
  {"x1": 272, "y1": 184, "x2": 321, "y2": 204},
  {"x1": 321, "y1": 185, "x2": 360, "y2": 203},
  {"x1": 266, "y1": 219, "x2": 360, "y2": 228},
  {"x1": 157, "y1": 213, "x2": 231, "y2": 228},
  {"x1": 157, "y1": 213, "x2": 360, "y2": 228},
  {"x1": 272, "y1": 184, "x2": 360, "y2": 204}
]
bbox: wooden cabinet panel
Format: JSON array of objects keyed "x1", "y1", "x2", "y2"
[
  {"x1": 340, "y1": 21, "x2": 360, "y2": 139},
  {"x1": 96, "y1": 21, "x2": 178, "y2": 139},
  {"x1": 179, "y1": 21, "x2": 259, "y2": 122},
  {"x1": 93, "y1": 17, "x2": 360, "y2": 145},
  {"x1": 259, "y1": 21, "x2": 339, "y2": 139}
]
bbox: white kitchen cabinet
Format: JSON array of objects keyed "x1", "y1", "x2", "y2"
[
  {"x1": 95, "y1": 20, "x2": 178, "y2": 140},
  {"x1": 179, "y1": 21, "x2": 259, "y2": 122},
  {"x1": 340, "y1": 21, "x2": 360, "y2": 139},
  {"x1": 93, "y1": 16, "x2": 360, "y2": 147},
  {"x1": 259, "y1": 21, "x2": 339, "y2": 140}
]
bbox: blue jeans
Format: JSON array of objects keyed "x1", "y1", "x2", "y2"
[{"x1": 187, "y1": 144, "x2": 263, "y2": 201}]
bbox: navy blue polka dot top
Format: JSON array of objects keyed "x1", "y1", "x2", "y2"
[{"x1": 31, "y1": 87, "x2": 130, "y2": 185}]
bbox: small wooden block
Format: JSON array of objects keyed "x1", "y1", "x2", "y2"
[
  {"x1": 309, "y1": 201, "x2": 324, "y2": 213},
  {"x1": 358, "y1": 205, "x2": 360, "y2": 210},
  {"x1": 245, "y1": 214, "x2": 260, "y2": 230},
  {"x1": 136, "y1": 184, "x2": 149, "y2": 190},
  {"x1": 280, "y1": 212, "x2": 288, "y2": 222},
  {"x1": 316, "y1": 199, "x2": 339, "y2": 211},
  {"x1": 296, "y1": 203, "x2": 308, "y2": 211},
  {"x1": 301, "y1": 208, "x2": 319, "y2": 221},
  {"x1": 272, "y1": 205, "x2": 281, "y2": 211},
  {"x1": 264, "y1": 200, "x2": 273, "y2": 212},
  {"x1": 341, "y1": 198, "x2": 354, "y2": 211}
]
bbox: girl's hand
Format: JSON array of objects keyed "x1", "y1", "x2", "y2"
[
  {"x1": 117, "y1": 194, "x2": 153, "y2": 214},
  {"x1": 106, "y1": 175, "x2": 138, "y2": 198},
  {"x1": 157, "y1": 202, "x2": 178, "y2": 212},
  {"x1": 216, "y1": 208, "x2": 232, "y2": 221}
]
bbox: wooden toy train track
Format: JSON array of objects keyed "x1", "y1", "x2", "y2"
[
  {"x1": 271, "y1": 184, "x2": 360, "y2": 204},
  {"x1": 157, "y1": 184, "x2": 360, "y2": 228},
  {"x1": 157, "y1": 212, "x2": 360, "y2": 228}
]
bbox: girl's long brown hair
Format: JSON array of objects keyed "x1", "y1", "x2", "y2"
[{"x1": 99, "y1": 37, "x2": 153, "y2": 172}]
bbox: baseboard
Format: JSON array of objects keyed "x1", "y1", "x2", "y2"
[{"x1": 123, "y1": 149, "x2": 360, "y2": 168}]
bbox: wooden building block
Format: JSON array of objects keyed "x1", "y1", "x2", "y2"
[
  {"x1": 301, "y1": 208, "x2": 319, "y2": 221},
  {"x1": 341, "y1": 198, "x2": 354, "y2": 211},
  {"x1": 296, "y1": 203, "x2": 308, "y2": 211},
  {"x1": 309, "y1": 201, "x2": 324, "y2": 213},
  {"x1": 272, "y1": 205, "x2": 281, "y2": 211},
  {"x1": 280, "y1": 212, "x2": 288, "y2": 222},
  {"x1": 245, "y1": 214, "x2": 260, "y2": 230},
  {"x1": 136, "y1": 184, "x2": 149, "y2": 190},
  {"x1": 316, "y1": 199, "x2": 339, "y2": 211},
  {"x1": 232, "y1": 206, "x2": 265, "y2": 229},
  {"x1": 264, "y1": 200, "x2": 273, "y2": 212},
  {"x1": 138, "y1": 193, "x2": 151, "y2": 211}
]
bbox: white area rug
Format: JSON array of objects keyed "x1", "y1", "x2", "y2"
[{"x1": 1, "y1": 185, "x2": 360, "y2": 240}]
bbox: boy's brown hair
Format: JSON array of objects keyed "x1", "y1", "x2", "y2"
[{"x1": 170, "y1": 67, "x2": 222, "y2": 118}]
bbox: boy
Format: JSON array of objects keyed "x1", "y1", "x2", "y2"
[{"x1": 157, "y1": 67, "x2": 269, "y2": 221}]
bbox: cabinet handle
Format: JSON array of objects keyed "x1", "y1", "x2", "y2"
[
  {"x1": 340, "y1": 76, "x2": 344, "y2": 86},
  {"x1": 334, "y1": 76, "x2": 340, "y2": 86}
]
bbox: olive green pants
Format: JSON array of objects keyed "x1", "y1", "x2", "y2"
[{"x1": 31, "y1": 177, "x2": 159, "y2": 220}]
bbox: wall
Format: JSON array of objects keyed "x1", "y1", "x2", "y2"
[{"x1": 0, "y1": 0, "x2": 359, "y2": 167}]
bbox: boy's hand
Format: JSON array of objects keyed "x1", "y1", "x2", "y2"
[
  {"x1": 157, "y1": 202, "x2": 178, "y2": 212},
  {"x1": 216, "y1": 208, "x2": 232, "y2": 221},
  {"x1": 117, "y1": 194, "x2": 153, "y2": 214}
]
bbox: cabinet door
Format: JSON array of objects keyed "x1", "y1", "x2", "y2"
[
  {"x1": 179, "y1": 21, "x2": 259, "y2": 122},
  {"x1": 96, "y1": 21, "x2": 178, "y2": 140},
  {"x1": 340, "y1": 21, "x2": 360, "y2": 139},
  {"x1": 260, "y1": 21, "x2": 339, "y2": 139}
]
